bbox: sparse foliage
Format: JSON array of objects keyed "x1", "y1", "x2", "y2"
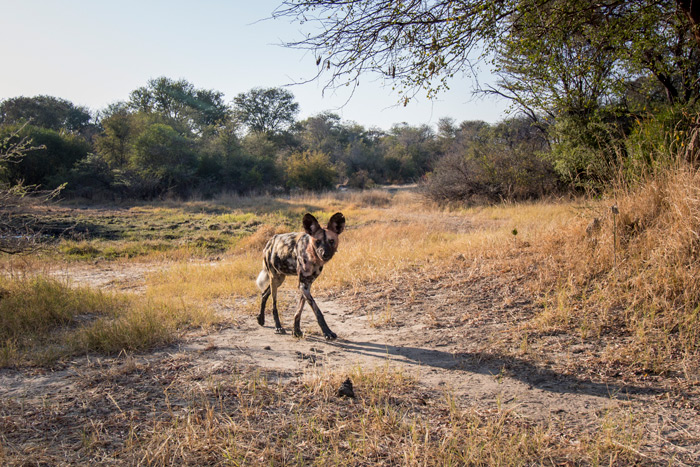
[
  {"x1": 273, "y1": 0, "x2": 496, "y2": 102},
  {"x1": 425, "y1": 117, "x2": 557, "y2": 203},
  {"x1": 0, "y1": 126, "x2": 61, "y2": 254}
]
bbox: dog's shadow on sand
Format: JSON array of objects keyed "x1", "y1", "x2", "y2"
[{"x1": 320, "y1": 338, "x2": 665, "y2": 400}]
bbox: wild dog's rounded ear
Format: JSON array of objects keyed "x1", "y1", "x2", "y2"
[
  {"x1": 327, "y1": 212, "x2": 346, "y2": 235},
  {"x1": 302, "y1": 213, "x2": 321, "y2": 235}
]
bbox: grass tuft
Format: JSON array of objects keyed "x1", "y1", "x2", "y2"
[{"x1": 0, "y1": 276, "x2": 220, "y2": 367}]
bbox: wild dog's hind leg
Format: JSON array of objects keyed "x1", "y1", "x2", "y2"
[
  {"x1": 257, "y1": 286, "x2": 270, "y2": 326},
  {"x1": 256, "y1": 268, "x2": 271, "y2": 326},
  {"x1": 270, "y1": 274, "x2": 286, "y2": 334},
  {"x1": 299, "y1": 282, "x2": 337, "y2": 340}
]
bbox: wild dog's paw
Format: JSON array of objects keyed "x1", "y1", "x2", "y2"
[
  {"x1": 324, "y1": 330, "x2": 337, "y2": 340},
  {"x1": 275, "y1": 327, "x2": 286, "y2": 334},
  {"x1": 293, "y1": 328, "x2": 304, "y2": 338},
  {"x1": 257, "y1": 314, "x2": 265, "y2": 326}
]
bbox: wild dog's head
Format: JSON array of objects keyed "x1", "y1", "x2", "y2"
[{"x1": 302, "y1": 212, "x2": 345, "y2": 262}]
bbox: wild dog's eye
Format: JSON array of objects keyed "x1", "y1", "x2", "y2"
[{"x1": 329, "y1": 239, "x2": 335, "y2": 246}]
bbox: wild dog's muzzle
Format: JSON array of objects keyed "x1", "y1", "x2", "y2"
[{"x1": 317, "y1": 246, "x2": 334, "y2": 262}]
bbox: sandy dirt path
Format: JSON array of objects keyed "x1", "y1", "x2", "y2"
[{"x1": 182, "y1": 296, "x2": 652, "y2": 426}]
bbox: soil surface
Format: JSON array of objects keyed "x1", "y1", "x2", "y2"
[{"x1": 2, "y1": 262, "x2": 700, "y2": 464}]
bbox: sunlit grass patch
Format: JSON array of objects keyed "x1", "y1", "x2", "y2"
[
  {"x1": 0, "y1": 276, "x2": 221, "y2": 367},
  {"x1": 145, "y1": 253, "x2": 260, "y2": 306},
  {"x1": 211, "y1": 211, "x2": 259, "y2": 225},
  {"x1": 320, "y1": 220, "x2": 509, "y2": 292},
  {"x1": 133, "y1": 192, "x2": 580, "y2": 313},
  {"x1": 73, "y1": 298, "x2": 218, "y2": 356},
  {"x1": 518, "y1": 165, "x2": 700, "y2": 374}
]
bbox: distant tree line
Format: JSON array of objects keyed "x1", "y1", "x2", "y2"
[
  {"x1": 0, "y1": 77, "x2": 561, "y2": 201},
  {"x1": 5, "y1": 80, "x2": 695, "y2": 204},
  {"x1": 4, "y1": 0, "x2": 700, "y2": 204}
]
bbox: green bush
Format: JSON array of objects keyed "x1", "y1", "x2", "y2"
[
  {"x1": 546, "y1": 113, "x2": 628, "y2": 189},
  {"x1": 625, "y1": 105, "x2": 700, "y2": 175},
  {"x1": 132, "y1": 123, "x2": 197, "y2": 195},
  {"x1": 284, "y1": 150, "x2": 337, "y2": 191},
  {"x1": 60, "y1": 153, "x2": 116, "y2": 199},
  {"x1": 0, "y1": 124, "x2": 91, "y2": 187}
]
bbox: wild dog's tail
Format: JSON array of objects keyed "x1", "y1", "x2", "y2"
[{"x1": 256, "y1": 267, "x2": 270, "y2": 292}]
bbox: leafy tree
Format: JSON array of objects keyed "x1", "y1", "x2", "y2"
[
  {"x1": 131, "y1": 123, "x2": 197, "y2": 194},
  {"x1": 62, "y1": 153, "x2": 116, "y2": 199},
  {"x1": 326, "y1": 122, "x2": 386, "y2": 184},
  {"x1": 488, "y1": 0, "x2": 700, "y2": 120},
  {"x1": 297, "y1": 112, "x2": 344, "y2": 158},
  {"x1": 239, "y1": 131, "x2": 283, "y2": 186},
  {"x1": 128, "y1": 77, "x2": 230, "y2": 134},
  {"x1": 233, "y1": 87, "x2": 299, "y2": 134},
  {"x1": 0, "y1": 95, "x2": 92, "y2": 134},
  {"x1": 197, "y1": 123, "x2": 272, "y2": 193},
  {"x1": 275, "y1": 0, "x2": 700, "y2": 110},
  {"x1": 94, "y1": 103, "x2": 143, "y2": 168},
  {"x1": 382, "y1": 123, "x2": 438, "y2": 181}
]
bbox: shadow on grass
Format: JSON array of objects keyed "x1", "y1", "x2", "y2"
[{"x1": 323, "y1": 338, "x2": 664, "y2": 400}]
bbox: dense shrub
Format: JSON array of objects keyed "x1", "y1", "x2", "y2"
[
  {"x1": 546, "y1": 113, "x2": 629, "y2": 189},
  {"x1": 0, "y1": 124, "x2": 91, "y2": 188},
  {"x1": 61, "y1": 153, "x2": 116, "y2": 199},
  {"x1": 285, "y1": 150, "x2": 337, "y2": 191},
  {"x1": 132, "y1": 123, "x2": 198, "y2": 195},
  {"x1": 625, "y1": 105, "x2": 700, "y2": 174}
]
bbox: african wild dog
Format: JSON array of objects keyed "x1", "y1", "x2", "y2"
[{"x1": 256, "y1": 212, "x2": 346, "y2": 339}]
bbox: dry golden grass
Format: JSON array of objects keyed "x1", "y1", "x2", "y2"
[
  {"x1": 0, "y1": 275, "x2": 221, "y2": 366},
  {"x1": 145, "y1": 254, "x2": 260, "y2": 307},
  {"x1": 138, "y1": 191, "x2": 512, "y2": 311},
  {"x1": 3, "y1": 184, "x2": 689, "y2": 464},
  {"x1": 0, "y1": 361, "x2": 646, "y2": 466},
  {"x1": 520, "y1": 164, "x2": 700, "y2": 375},
  {"x1": 121, "y1": 366, "x2": 640, "y2": 466},
  {"x1": 8, "y1": 173, "x2": 698, "y2": 376}
]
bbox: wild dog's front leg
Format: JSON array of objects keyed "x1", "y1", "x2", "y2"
[
  {"x1": 299, "y1": 282, "x2": 337, "y2": 340},
  {"x1": 293, "y1": 294, "x2": 305, "y2": 338}
]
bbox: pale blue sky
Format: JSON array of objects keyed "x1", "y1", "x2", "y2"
[{"x1": 0, "y1": 0, "x2": 510, "y2": 130}]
